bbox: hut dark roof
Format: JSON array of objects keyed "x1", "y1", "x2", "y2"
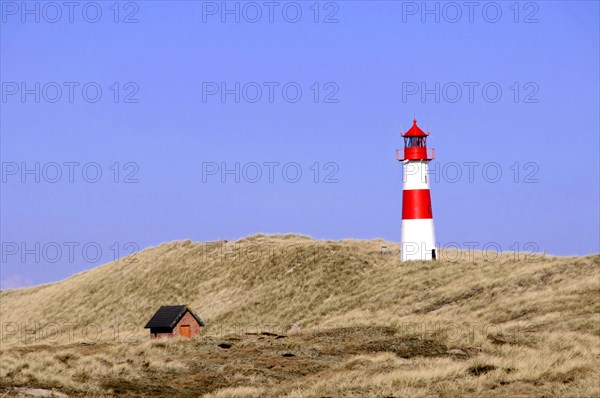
[{"x1": 144, "y1": 305, "x2": 205, "y2": 329}]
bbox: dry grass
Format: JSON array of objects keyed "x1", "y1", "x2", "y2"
[{"x1": 0, "y1": 234, "x2": 598, "y2": 397}]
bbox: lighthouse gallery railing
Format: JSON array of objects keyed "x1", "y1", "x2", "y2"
[{"x1": 396, "y1": 148, "x2": 435, "y2": 161}]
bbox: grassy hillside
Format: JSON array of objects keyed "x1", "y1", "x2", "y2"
[{"x1": 1, "y1": 235, "x2": 599, "y2": 397}]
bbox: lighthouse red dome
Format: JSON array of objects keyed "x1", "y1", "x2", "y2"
[
  {"x1": 402, "y1": 119, "x2": 429, "y2": 137},
  {"x1": 397, "y1": 119, "x2": 434, "y2": 161}
]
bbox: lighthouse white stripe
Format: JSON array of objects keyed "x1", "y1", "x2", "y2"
[
  {"x1": 401, "y1": 219, "x2": 436, "y2": 262},
  {"x1": 402, "y1": 161, "x2": 431, "y2": 190}
]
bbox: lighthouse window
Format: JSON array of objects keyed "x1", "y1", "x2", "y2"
[{"x1": 405, "y1": 137, "x2": 428, "y2": 147}]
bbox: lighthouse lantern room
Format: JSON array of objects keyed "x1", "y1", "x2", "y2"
[{"x1": 397, "y1": 119, "x2": 437, "y2": 262}]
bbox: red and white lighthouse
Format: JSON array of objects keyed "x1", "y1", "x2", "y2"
[{"x1": 397, "y1": 119, "x2": 437, "y2": 261}]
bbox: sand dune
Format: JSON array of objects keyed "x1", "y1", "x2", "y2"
[{"x1": 1, "y1": 235, "x2": 598, "y2": 397}]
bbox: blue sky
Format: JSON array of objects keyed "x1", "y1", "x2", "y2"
[{"x1": 1, "y1": 1, "x2": 599, "y2": 288}]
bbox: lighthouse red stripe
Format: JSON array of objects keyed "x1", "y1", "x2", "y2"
[{"x1": 402, "y1": 189, "x2": 433, "y2": 219}]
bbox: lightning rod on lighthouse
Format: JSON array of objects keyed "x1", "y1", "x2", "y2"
[{"x1": 397, "y1": 119, "x2": 437, "y2": 261}]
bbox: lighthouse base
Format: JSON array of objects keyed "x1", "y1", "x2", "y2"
[{"x1": 401, "y1": 219, "x2": 436, "y2": 262}]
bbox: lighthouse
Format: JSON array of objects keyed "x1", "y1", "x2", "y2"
[{"x1": 397, "y1": 119, "x2": 437, "y2": 261}]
